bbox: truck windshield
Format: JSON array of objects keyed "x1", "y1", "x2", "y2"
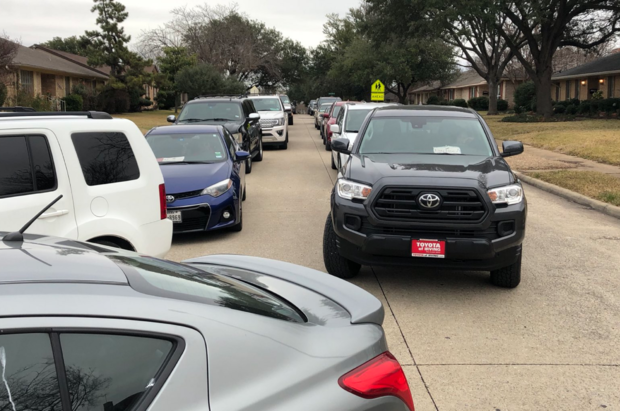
[
  {"x1": 359, "y1": 117, "x2": 493, "y2": 156},
  {"x1": 146, "y1": 133, "x2": 227, "y2": 164},
  {"x1": 251, "y1": 98, "x2": 282, "y2": 111}
]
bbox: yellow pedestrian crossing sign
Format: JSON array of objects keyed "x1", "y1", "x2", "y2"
[{"x1": 371, "y1": 80, "x2": 385, "y2": 101}]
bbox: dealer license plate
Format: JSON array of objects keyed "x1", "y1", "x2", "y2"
[
  {"x1": 412, "y1": 239, "x2": 445, "y2": 259},
  {"x1": 167, "y1": 210, "x2": 182, "y2": 223}
]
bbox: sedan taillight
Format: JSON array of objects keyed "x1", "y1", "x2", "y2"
[
  {"x1": 339, "y1": 352, "x2": 414, "y2": 411},
  {"x1": 159, "y1": 184, "x2": 167, "y2": 220}
]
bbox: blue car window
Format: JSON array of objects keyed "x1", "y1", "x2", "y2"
[{"x1": 146, "y1": 133, "x2": 228, "y2": 164}]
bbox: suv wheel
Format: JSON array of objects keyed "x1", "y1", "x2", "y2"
[
  {"x1": 289, "y1": 114, "x2": 294, "y2": 126},
  {"x1": 490, "y1": 252, "x2": 522, "y2": 288},
  {"x1": 255, "y1": 138, "x2": 263, "y2": 162},
  {"x1": 281, "y1": 132, "x2": 288, "y2": 150},
  {"x1": 323, "y1": 214, "x2": 361, "y2": 279},
  {"x1": 245, "y1": 155, "x2": 253, "y2": 174}
]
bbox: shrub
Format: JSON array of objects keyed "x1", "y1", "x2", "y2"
[
  {"x1": 449, "y1": 98, "x2": 468, "y2": 108},
  {"x1": 592, "y1": 90, "x2": 604, "y2": 100},
  {"x1": 426, "y1": 95, "x2": 441, "y2": 105},
  {"x1": 97, "y1": 87, "x2": 130, "y2": 114},
  {"x1": 501, "y1": 113, "x2": 577, "y2": 123},
  {"x1": 467, "y1": 96, "x2": 489, "y2": 111},
  {"x1": 577, "y1": 101, "x2": 591, "y2": 115},
  {"x1": 72, "y1": 83, "x2": 99, "y2": 111},
  {"x1": 156, "y1": 90, "x2": 175, "y2": 110},
  {"x1": 62, "y1": 94, "x2": 83, "y2": 111},
  {"x1": 514, "y1": 81, "x2": 536, "y2": 110},
  {"x1": 497, "y1": 99, "x2": 509, "y2": 111},
  {"x1": 570, "y1": 98, "x2": 581, "y2": 107},
  {"x1": 139, "y1": 98, "x2": 153, "y2": 107},
  {"x1": 9, "y1": 91, "x2": 54, "y2": 111},
  {"x1": 0, "y1": 83, "x2": 7, "y2": 106},
  {"x1": 600, "y1": 98, "x2": 620, "y2": 114},
  {"x1": 566, "y1": 104, "x2": 578, "y2": 115},
  {"x1": 554, "y1": 105, "x2": 566, "y2": 114},
  {"x1": 514, "y1": 105, "x2": 525, "y2": 114}
]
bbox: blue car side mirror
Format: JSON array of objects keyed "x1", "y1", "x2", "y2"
[{"x1": 235, "y1": 151, "x2": 250, "y2": 162}]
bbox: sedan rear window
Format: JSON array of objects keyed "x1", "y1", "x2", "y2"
[
  {"x1": 146, "y1": 133, "x2": 227, "y2": 164},
  {"x1": 359, "y1": 117, "x2": 493, "y2": 156},
  {"x1": 108, "y1": 255, "x2": 305, "y2": 323}
]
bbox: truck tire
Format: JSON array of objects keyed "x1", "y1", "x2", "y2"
[
  {"x1": 490, "y1": 253, "x2": 522, "y2": 288},
  {"x1": 254, "y1": 138, "x2": 263, "y2": 162},
  {"x1": 323, "y1": 214, "x2": 361, "y2": 279}
]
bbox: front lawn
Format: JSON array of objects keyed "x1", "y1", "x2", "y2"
[
  {"x1": 529, "y1": 170, "x2": 620, "y2": 207},
  {"x1": 114, "y1": 110, "x2": 176, "y2": 133},
  {"x1": 484, "y1": 114, "x2": 620, "y2": 166}
]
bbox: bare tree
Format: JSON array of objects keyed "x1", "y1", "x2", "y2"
[{"x1": 0, "y1": 32, "x2": 18, "y2": 69}]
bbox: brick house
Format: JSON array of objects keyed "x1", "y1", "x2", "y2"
[{"x1": 552, "y1": 50, "x2": 620, "y2": 101}]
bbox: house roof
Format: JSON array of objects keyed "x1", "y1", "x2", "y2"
[
  {"x1": 10, "y1": 44, "x2": 109, "y2": 79},
  {"x1": 410, "y1": 81, "x2": 442, "y2": 93},
  {"x1": 553, "y1": 52, "x2": 620, "y2": 80},
  {"x1": 442, "y1": 70, "x2": 487, "y2": 89},
  {"x1": 32, "y1": 45, "x2": 111, "y2": 76}
]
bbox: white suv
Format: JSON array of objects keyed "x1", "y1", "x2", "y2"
[
  {"x1": 0, "y1": 111, "x2": 172, "y2": 257},
  {"x1": 248, "y1": 95, "x2": 289, "y2": 149}
]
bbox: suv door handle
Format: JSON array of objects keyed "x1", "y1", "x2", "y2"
[{"x1": 40, "y1": 210, "x2": 69, "y2": 219}]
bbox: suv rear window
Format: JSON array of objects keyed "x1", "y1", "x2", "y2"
[
  {"x1": 178, "y1": 102, "x2": 243, "y2": 123},
  {"x1": 0, "y1": 135, "x2": 56, "y2": 198},
  {"x1": 108, "y1": 255, "x2": 305, "y2": 323},
  {"x1": 72, "y1": 132, "x2": 140, "y2": 186}
]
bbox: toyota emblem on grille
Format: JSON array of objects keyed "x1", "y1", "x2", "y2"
[
  {"x1": 418, "y1": 193, "x2": 442, "y2": 210},
  {"x1": 166, "y1": 195, "x2": 175, "y2": 204}
]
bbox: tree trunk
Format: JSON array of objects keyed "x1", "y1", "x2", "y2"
[
  {"x1": 535, "y1": 65, "x2": 554, "y2": 119},
  {"x1": 174, "y1": 91, "x2": 179, "y2": 114},
  {"x1": 487, "y1": 78, "x2": 499, "y2": 115}
]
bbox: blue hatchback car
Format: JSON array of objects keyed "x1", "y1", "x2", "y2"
[{"x1": 145, "y1": 125, "x2": 249, "y2": 234}]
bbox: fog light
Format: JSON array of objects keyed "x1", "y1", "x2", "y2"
[
  {"x1": 223, "y1": 211, "x2": 231, "y2": 219},
  {"x1": 277, "y1": 130, "x2": 283, "y2": 136}
]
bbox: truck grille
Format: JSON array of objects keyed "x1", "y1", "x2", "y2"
[
  {"x1": 359, "y1": 218, "x2": 498, "y2": 240},
  {"x1": 172, "y1": 206, "x2": 210, "y2": 233},
  {"x1": 259, "y1": 119, "x2": 278, "y2": 128},
  {"x1": 373, "y1": 187, "x2": 487, "y2": 223}
]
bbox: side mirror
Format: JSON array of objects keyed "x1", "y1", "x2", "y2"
[
  {"x1": 235, "y1": 151, "x2": 250, "y2": 162},
  {"x1": 248, "y1": 113, "x2": 260, "y2": 121},
  {"x1": 284, "y1": 104, "x2": 292, "y2": 112},
  {"x1": 501, "y1": 141, "x2": 524, "y2": 157},
  {"x1": 330, "y1": 124, "x2": 341, "y2": 135},
  {"x1": 331, "y1": 138, "x2": 351, "y2": 155},
  {"x1": 166, "y1": 115, "x2": 176, "y2": 123}
]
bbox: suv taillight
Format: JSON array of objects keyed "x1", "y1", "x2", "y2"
[
  {"x1": 159, "y1": 184, "x2": 167, "y2": 220},
  {"x1": 339, "y1": 352, "x2": 414, "y2": 411}
]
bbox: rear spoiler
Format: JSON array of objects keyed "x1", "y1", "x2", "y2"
[{"x1": 183, "y1": 255, "x2": 385, "y2": 325}]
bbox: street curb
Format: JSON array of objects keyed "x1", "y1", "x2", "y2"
[{"x1": 515, "y1": 171, "x2": 620, "y2": 220}]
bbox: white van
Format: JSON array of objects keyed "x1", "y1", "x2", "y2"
[{"x1": 0, "y1": 111, "x2": 172, "y2": 257}]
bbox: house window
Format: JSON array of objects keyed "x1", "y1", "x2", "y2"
[
  {"x1": 608, "y1": 77, "x2": 614, "y2": 98},
  {"x1": 65, "y1": 77, "x2": 71, "y2": 96},
  {"x1": 565, "y1": 81, "x2": 570, "y2": 99},
  {"x1": 470, "y1": 87, "x2": 476, "y2": 98},
  {"x1": 555, "y1": 83, "x2": 560, "y2": 101},
  {"x1": 574, "y1": 80, "x2": 579, "y2": 100},
  {"x1": 20, "y1": 70, "x2": 34, "y2": 95}
]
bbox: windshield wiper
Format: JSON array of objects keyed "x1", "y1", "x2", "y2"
[
  {"x1": 178, "y1": 118, "x2": 207, "y2": 123},
  {"x1": 160, "y1": 161, "x2": 216, "y2": 165},
  {"x1": 201, "y1": 118, "x2": 234, "y2": 122}
]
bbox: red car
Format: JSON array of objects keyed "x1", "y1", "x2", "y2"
[{"x1": 322, "y1": 101, "x2": 358, "y2": 151}]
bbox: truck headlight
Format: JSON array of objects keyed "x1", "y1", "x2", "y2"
[
  {"x1": 337, "y1": 179, "x2": 372, "y2": 200},
  {"x1": 487, "y1": 184, "x2": 523, "y2": 205},
  {"x1": 201, "y1": 179, "x2": 233, "y2": 197}
]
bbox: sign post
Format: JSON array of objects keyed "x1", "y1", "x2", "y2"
[{"x1": 371, "y1": 80, "x2": 385, "y2": 102}]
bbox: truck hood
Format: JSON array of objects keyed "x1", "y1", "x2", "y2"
[
  {"x1": 346, "y1": 154, "x2": 516, "y2": 189},
  {"x1": 160, "y1": 162, "x2": 230, "y2": 194}
]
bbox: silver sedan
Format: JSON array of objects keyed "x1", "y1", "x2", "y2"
[{"x1": 0, "y1": 232, "x2": 414, "y2": 411}]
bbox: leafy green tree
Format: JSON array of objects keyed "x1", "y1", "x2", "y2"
[
  {"x1": 158, "y1": 46, "x2": 196, "y2": 112},
  {"x1": 497, "y1": 0, "x2": 620, "y2": 118},
  {"x1": 175, "y1": 64, "x2": 245, "y2": 100},
  {"x1": 41, "y1": 36, "x2": 90, "y2": 56}
]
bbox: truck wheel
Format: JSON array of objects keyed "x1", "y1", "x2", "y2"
[
  {"x1": 490, "y1": 253, "x2": 522, "y2": 288},
  {"x1": 245, "y1": 155, "x2": 253, "y2": 174},
  {"x1": 323, "y1": 214, "x2": 361, "y2": 279},
  {"x1": 254, "y1": 138, "x2": 263, "y2": 162},
  {"x1": 289, "y1": 115, "x2": 294, "y2": 126}
]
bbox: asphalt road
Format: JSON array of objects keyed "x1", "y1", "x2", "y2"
[{"x1": 167, "y1": 115, "x2": 620, "y2": 411}]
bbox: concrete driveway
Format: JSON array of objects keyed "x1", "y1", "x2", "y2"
[{"x1": 167, "y1": 116, "x2": 620, "y2": 410}]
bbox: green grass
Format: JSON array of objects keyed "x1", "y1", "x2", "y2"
[
  {"x1": 114, "y1": 110, "x2": 176, "y2": 133},
  {"x1": 484, "y1": 114, "x2": 620, "y2": 166},
  {"x1": 529, "y1": 170, "x2": 620, "y2": 207}
]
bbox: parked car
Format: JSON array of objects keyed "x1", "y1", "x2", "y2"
[
  {"x1": 279, "y1": 95, "x2": 294, "y2": 125},
  {"x1": 315, "y1": 103, "x2": 333, "y2": 130},
  {"x1": 0, "y1": 111, "x2": 172, "y2": 257},
  {"x1": 0, "y1": 229, "x2": 415, "y2": 411},
  {"x1": 330, "y1": 102, "x2": 400, "y2": 171},
  {"x1": 308, "y1": 100, "x2": 317, "y2": 116},
  {"x1": 167, "y1": 96, "x2": 262, "y2": 174},
  {"x1": 248, "y1": 95, "x2": 289, "y2": 150},
  {"x1": 322, "y1": 101, "x2": 357, "y2": 150},
  {"x1": 317, "y1": 96, "x2": 342, "y2": 110},
  {"x1": 325, "y1": 105, "x2": 527, "y2": 288},
  {"x1": 145, "y1": 125, "x2": 248, "y2": 233}
]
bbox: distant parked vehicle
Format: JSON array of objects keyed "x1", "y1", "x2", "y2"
[
  {"x1": 145, "y1": 124, "x2": 248, "y2": 233},
  {"x1": 316, "y1": 102, "x2": 333, "y2": 131},
  {"x1": 323, "y1": 101, "x2": 358, "y2": 150},
  {"x1": 166, "y1": 96, "x2": 263, "y2": 174},
  {"x1": 0, "y1": 110, "x2": 172, "y2": 256},
  {"x1": 308, "y1": 100, "x2": 317, "y2": 116},
  {"x1": 249, "y1": 95, "x2": 290, "y2": 150},
  {"x1": 279, "y1": 95, "x2": 295, "y2": 125}
]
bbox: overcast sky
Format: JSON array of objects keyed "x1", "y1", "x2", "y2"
[{"x1": 0, "y1": 0, "x2": 360, "y2": 49}]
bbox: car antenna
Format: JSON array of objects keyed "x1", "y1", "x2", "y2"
[{"x1": 2, "y1": 195, "x2": 63, "y2": 242}]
